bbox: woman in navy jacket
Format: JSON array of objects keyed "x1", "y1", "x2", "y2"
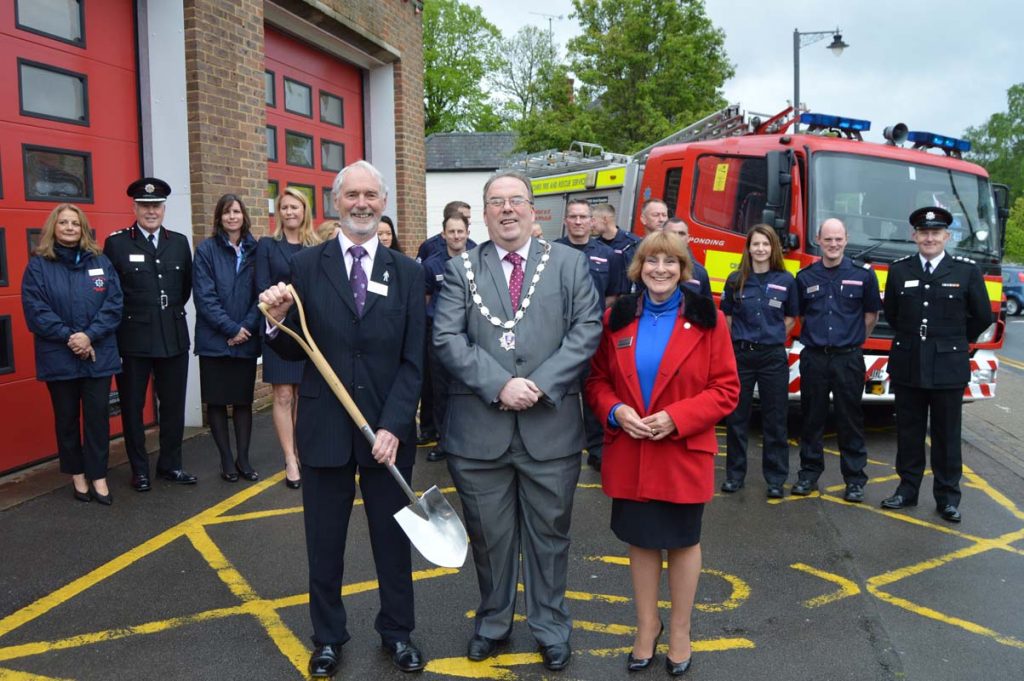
[
  {"x1": 193, "y1": 194, "x2": 261, "y2": 482},
  {"x1": 22, "y1": 204, "x2": 123, "y2": 504}
]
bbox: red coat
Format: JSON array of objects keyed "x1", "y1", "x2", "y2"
[{"x1": 585, "y1": 291, "x2": 739, "y2": 504}]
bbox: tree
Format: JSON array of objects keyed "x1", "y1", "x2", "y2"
[
  {"x1": 1004, "y1": 196, "x2": 1024, "y2": 263},
  {"x1": 514, "y1": 63, "x2": 597, "y2": 152},
  {"x1": 567, "y1": 0, "x2": 734, "y2": 153},
  {"x1": 491, "y1": 26, "x2": 559, "y2": 125},
  {"x1": 964, "y1": 83, "x2": 1024, "y2": 202},
  {"x1": 423, "y1": 0, "x2": 503, "y2": 134}
]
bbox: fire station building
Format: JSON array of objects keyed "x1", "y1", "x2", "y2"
[{"x1": 0, "y1": 0, "x2": 426, "y2": 473}]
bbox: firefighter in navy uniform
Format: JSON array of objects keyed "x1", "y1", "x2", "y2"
[
  {"x1": 104, "y1": 178, "x2": 196, "y2": 491},
  {"x1": 881, "y1": 207, "x2": 992, "y2": 523}
]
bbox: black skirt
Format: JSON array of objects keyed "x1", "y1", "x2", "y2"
[
  {"x1": 199, "y1": 356, "x2": 257, "y2": 405},
  {"x1": 610, "y1": 498, "x2": 704, "y2": 549},
  {"x1": 261, "y1": 342, "x2": 305, "y2": 384}
]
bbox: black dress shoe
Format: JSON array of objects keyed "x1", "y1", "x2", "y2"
[
  {"x1": 235, "y1": 461, "x2": 259, "y2": 482},
  {"x1": 426, "y1": 448, "x2": 447, "y2": 462},
  {"x1": 385, "y1": 640, "x2": 425, "y2": 673},
  {"x1": 665, "y1": 655, "x2": 692, "y2": 676},
  {"x1": 90, "y1": 489, "x2": 113, "y2": 506},
  {"x1": 880, "y1": 493, "x2": 917, "y2": 509},
  {"x1": 285, "y1": 477, "x2": 302, "y2": 489},
  {"x1": 627, "y1": 622, "x2": 663, "y2": 672},
  {"x1": 73, "y1": 488, "x2": 92, "y2": 503},
  {"x1": 221, "y1": 470, "x2": 239, "y2": 483},
  {"x1": 766, "y1": 484, "x2": 785, "y2": 499},
  {"x1": 843, "y1": 483, "x2": 865, "y2": 503},
  {"x1": 540, "y1": 642, "x2": 571, "y2": 671},
  {"x1": 720, "y1": 479, "x2": 743, "y2": 493},
  {"x1": 308, "y1": 643, "x2": 341, "y2": 678},
  {"x1": 131, "y1": 474, "x2": 151, "y2": 492},
  {"x1": 938, "y1": 504, "x2": 962, "y2": 523},
  {"x1": 467, "y1": 635, "x2": 507, "y2": 661},
  {"x1": 791, "y1": 479, "x2": 817, "y2": 496},
  {"x1": 158, "y1": 469, "x2": 198, "y2": 484}
]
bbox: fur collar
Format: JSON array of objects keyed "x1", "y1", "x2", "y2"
[{"x1": 608, "y1": 287, "x2": 717, "y2": 332}]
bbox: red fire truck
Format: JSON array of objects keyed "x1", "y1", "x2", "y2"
[{"x1": 517, "y1": 104, "x2": 1010, "y2": 402}]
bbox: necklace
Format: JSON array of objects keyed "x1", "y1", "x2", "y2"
[
  {"x1": 461, "y1": 240, "x2": 552, "y2": 351},
  {"x1": 648, "y1": 310, "x2": 672, "y2": 326}
]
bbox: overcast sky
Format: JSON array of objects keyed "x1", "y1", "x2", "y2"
[{"x1": 472, "y1": 0, "x2": 1022, "y2": 145}]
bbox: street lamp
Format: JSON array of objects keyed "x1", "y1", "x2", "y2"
[{"x1": 793, "y1": 28, "x2": 849, "y2": 132}]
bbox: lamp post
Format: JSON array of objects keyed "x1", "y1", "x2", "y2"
[{"x1": 793, "y1": 28, "x2": 849, "y2": 132}]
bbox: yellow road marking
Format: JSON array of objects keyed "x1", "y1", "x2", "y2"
[
  {"x1": 0, "y1": 669, "x2": 74, "y2": 680},
  {"x1": 590, "y1": 557, "x2": 749, "y2": 612},
  {"x1": 790, "y1": 563, "x2": 861, "y2": 607},
  {"x1": 962, "y1": 464, "x2": 1024, "y2": 522},
  {"x1": 186, "y1": 527, "x2": 262, "y2": 602},
  {"x1": 997, "y1": 354, "x2": 1024, "y2": 371}
]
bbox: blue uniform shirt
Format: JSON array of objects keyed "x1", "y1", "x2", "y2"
[
  {"x1": 417, "y1": 233, "x2": 478, "y2": 262},
  {"x1": 554, "y1": 237, "x2": 623, "y2": 307},
  {"x1": 423, "y1": 251, "x2": 450, "y2": 319},
  {"x1": 720, "y1": 269, "x2": 798, "y2": 344},
  {"x1": 682, "y1": 259, "x2": 712, "y2": 298},
  {"x1": 797, "y1": 256, "x2": 881, "y2": 348},
  {"x1": 599, "y1": 229, "x2": 641, "y2": 292}
]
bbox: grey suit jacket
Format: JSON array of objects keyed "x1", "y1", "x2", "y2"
[{"x1": 433, "y1": 239, "x2": 602, "y2": 461}]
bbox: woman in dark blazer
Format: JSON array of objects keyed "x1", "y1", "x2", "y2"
[
  {"x1": 586, "y1": 231, "x2": 739, "y2": 675},
  {"x1": 193, "y1": 194, "x2": 261, "y2": 482},
  {"x1": 255, "y1": 188, "x2": 320, "y2": 488},
  {"x1": 22, "y1": 204, "x2": 123, "y2": 504}
]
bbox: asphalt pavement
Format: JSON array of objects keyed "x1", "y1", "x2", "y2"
[{"x1": 1, "y1": 383, "x2": 1023, "y2": 680}]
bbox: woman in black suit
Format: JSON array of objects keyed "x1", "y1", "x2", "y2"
[{"x1": 255, "y1": 188, "x2": 320, "y2": 488}]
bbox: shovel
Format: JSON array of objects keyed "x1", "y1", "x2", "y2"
[{"x1": 259, "y1": 284, "x2": 468, "y2": 569}]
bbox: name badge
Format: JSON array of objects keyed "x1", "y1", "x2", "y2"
[
  {"x1": 129, "y1": 254, "x2": 145, "y2": 262},
  {"x1": 805, "y1": 284, "x2": 820, "y2": 294},
  {"x1": 434, "y1": 274, "x2": 445, "y2": 282},
  {"x1": 367, "y1": 280, "x2": 389, "y2": 297},
  {"x1": 767, "y1": 283, "x2": 787, "y2": 291},
  {"x1": 617, "y1": 336, "x2": 634, "y2": 348},
  {"x1": 768, "y1": 298, "x2": 783, "y2": 308},
  {"x1": 904, "y1": 280, "x2": 919, "y2": 288},
  {"x1": 841, "y1": 279, "x2": 863, "y2": 286},
  {"x1": 589, "y1": 256, "x2": 608, "y2": 263},
  {"x1": 942, "y1": 282, "x2": 961, "y2": 288},
  {"x1": 88, "y1": 268, "x2": 104, "y2": 276}
]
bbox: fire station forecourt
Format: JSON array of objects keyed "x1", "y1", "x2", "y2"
[{"x1": 0, "y1": 397, "x2": 1023, "y2": 680}]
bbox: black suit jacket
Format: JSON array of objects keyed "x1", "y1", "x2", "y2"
[
  {"x1": 103, "y1": 224, "x2": 192, "y2": 357},
  {"x1": 268, "y1": 238, "x2": 425, "y2": 468}
]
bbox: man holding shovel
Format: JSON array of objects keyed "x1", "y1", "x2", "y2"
[
  {"x1": 259, "y1": 160, "x2": 426, "y2": 677},
  {"x1": 433, "y1": 170, "x2": 602, "y2": 671}
]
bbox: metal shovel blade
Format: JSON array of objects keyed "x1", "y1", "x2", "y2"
[{"x1": 393, "y1": 485, "x2": 468, "y2": 568}]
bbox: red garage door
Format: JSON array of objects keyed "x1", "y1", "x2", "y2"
[
  {"x1": 264, "y1": 25, "x2": 364, "y2": 228},
  {"x1": 0, "y1": 0, "x2": 141, "y2": 473}
]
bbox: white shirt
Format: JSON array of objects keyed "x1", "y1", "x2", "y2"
[
  {"x1": 492, "y1": 238, "x2": 533, "y2": 288},
  {"x1": 920, "y1": 252, "x2": 945, "y2": 272},
  {"x1": 139, "y1": 224, "x2": 158, "y2": 249}
]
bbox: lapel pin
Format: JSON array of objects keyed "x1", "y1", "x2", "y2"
[{"x1": 382, "y1": 271, "x2": 390, "y2": 283}]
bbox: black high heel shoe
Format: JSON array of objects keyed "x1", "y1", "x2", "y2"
[
  {"x1": 235, "y1": 460, "x2": 259, "y2": 482},
  {"x1": 627, "y1": 622, "x2": 663, "y2": 672},
  {"x1": 73, "y1": 488, "x2": 91, "y2": 503},
  {"x1": 285, "y1": 477, "x2": 301, "y2": 489},
  {"x1": 665, "y1": 655, "x2": 692, "y2": 676},
  {"x1": 90, "y1": 488, "x2": 113, "y2": 506}
]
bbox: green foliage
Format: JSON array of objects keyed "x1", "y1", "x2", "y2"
[
  {"x1": 1004, "y1": 196, "x2": 1024, "y2": 263},
  {"x1": 964, "y1": 83, "x2": 1024, "y2": 202},
  {"x1": 513, "y1": 63, "x2": 597, "y2": 152},
  {"x1": 493, "y1": 26, "x2": 559, "y2": 124},
  {"x1": 566, "y1": 0, "x2": 734, "y2": 153},
  {"x1": 423, "y1": 0, "x2": 502, "y2": 134}
]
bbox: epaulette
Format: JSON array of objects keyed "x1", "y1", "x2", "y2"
[
  {"x1": 861, "y1": 261, "x2": 872, "y2": 270},
  {"x1": 953, "y1": 255, "x2": 976, "y2": 264},
  {"x1": 892, "y1": 254, "x2": 912, "y2": 263},
  {"x1": 108, "y1": 228, "x2": 126, "y2": 236}
]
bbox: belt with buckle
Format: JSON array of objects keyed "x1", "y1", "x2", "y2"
[
  {"x1": 806, "y1": 345, "x2": 858, "y2": 355},
  {"x1": 734, "y1": 341, "x2": 783, "y2": 352}
]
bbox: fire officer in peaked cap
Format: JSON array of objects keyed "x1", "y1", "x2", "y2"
[
  {"x1": 881, "y1": 206, "x2": 992, "y2": 523},
  {"x1": 104, "y1": 177, "x2": 196, "y2": 491}
]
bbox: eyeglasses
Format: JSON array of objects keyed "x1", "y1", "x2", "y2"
[{"x1": 485, "y1": 196, "x2": 532, "y2": 209}]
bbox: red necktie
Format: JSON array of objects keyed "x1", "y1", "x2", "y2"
[{"x1": 505, "y1": 252, "x2": 524, "y2": 308}]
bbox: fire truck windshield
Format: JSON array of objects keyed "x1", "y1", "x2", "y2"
[{"x1": 810, "y1": 152, "x2": 1000, "y2": 261}]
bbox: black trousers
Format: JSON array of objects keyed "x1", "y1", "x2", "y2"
[
  {"x1": 302, "y1": 459, "x2": 415, "y2": 647},
  {"x1": 893, "y1": 385, "x2": 964, "y2": 506},
  {"x1": 46, "y1": 377, "x2": 111, "y2": 480},
  {"x1": 725, "y1": 345, "x2": 790, "y2": 484},
  {"x1": 116, "y1": 353, "x2": 189, "y2": 476},
  {"x1": 429, "y1": 331, "x2": 451, "y2": 451},
  {"x1": 418, "y1": 320, "x2": 436, "y2": 438},
  {"x1": 797, "y1": 348, "x2": 869, "y2": 485}
]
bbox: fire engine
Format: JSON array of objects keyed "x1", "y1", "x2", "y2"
[{"x1": 512, "y1": 104, "x2": 1011, "y2": 402}]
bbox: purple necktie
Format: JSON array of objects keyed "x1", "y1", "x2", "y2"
[
  {"x1": 349, "y1": 245, "x2": 368, "y2": 315},
  {"x1": 505, "y1": 252, "x2": 524, "y2": 308}
]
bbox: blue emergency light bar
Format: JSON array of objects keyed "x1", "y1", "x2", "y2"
[
  {"x1": 800, "y1": 112, "x2": 872, "y2": 132},
  {"x1": 906, "y1": 131, "x2": 971, "y2": 153}
]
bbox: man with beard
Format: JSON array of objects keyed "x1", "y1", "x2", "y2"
[{"x1": 260, "y1": 160, "x2": 426, "y2": 677}]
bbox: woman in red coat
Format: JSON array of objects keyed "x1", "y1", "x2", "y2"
[{"x1": 586, "y1": 231, "x2": 739, "y2": 675}]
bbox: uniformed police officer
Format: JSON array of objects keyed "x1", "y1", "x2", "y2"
[
  {"x1": 104, "y1": 178, "x2": 195, "y2": 491},
  {"x1": 720, "y1": 225, "x2": 799, "y2": 498},
  {"x1": 592, "y1": 203, "x2": 641, "y2": 294},
  {"x1": 881, "y1": 206, "x2": 992, "y2": 523},
  {"x1": 792, "y1": 218, "x2": 881, "y2": 502},
  {"x1": 555, "y1": 198, "x2": 624, "y2": 470},
  {"x1": 665, "y1": 217, "x2": 712, "y2": 298}
]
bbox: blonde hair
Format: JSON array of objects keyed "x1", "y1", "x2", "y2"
[
  {"x1": 274, "y1": 188, "x2": 320, "y2": 246},
  {"x1": 35, "y1": 204, "x2": 101, "y2": 259},
  {"x1": 627, "y1": 231, "x2": 692, "y2": 283}
]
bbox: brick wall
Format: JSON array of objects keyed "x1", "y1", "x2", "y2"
[{"x1": 182, "y1": 0, "x2": 425, "y2": 410}]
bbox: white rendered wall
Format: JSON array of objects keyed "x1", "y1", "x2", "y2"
[{"x1": 425, "y1": 171, "x2": 489, "y2": 243}]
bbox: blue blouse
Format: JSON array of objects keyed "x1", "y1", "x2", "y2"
[{"x1": 636, "y1": 288, "x2": 682, "y2": 410}]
